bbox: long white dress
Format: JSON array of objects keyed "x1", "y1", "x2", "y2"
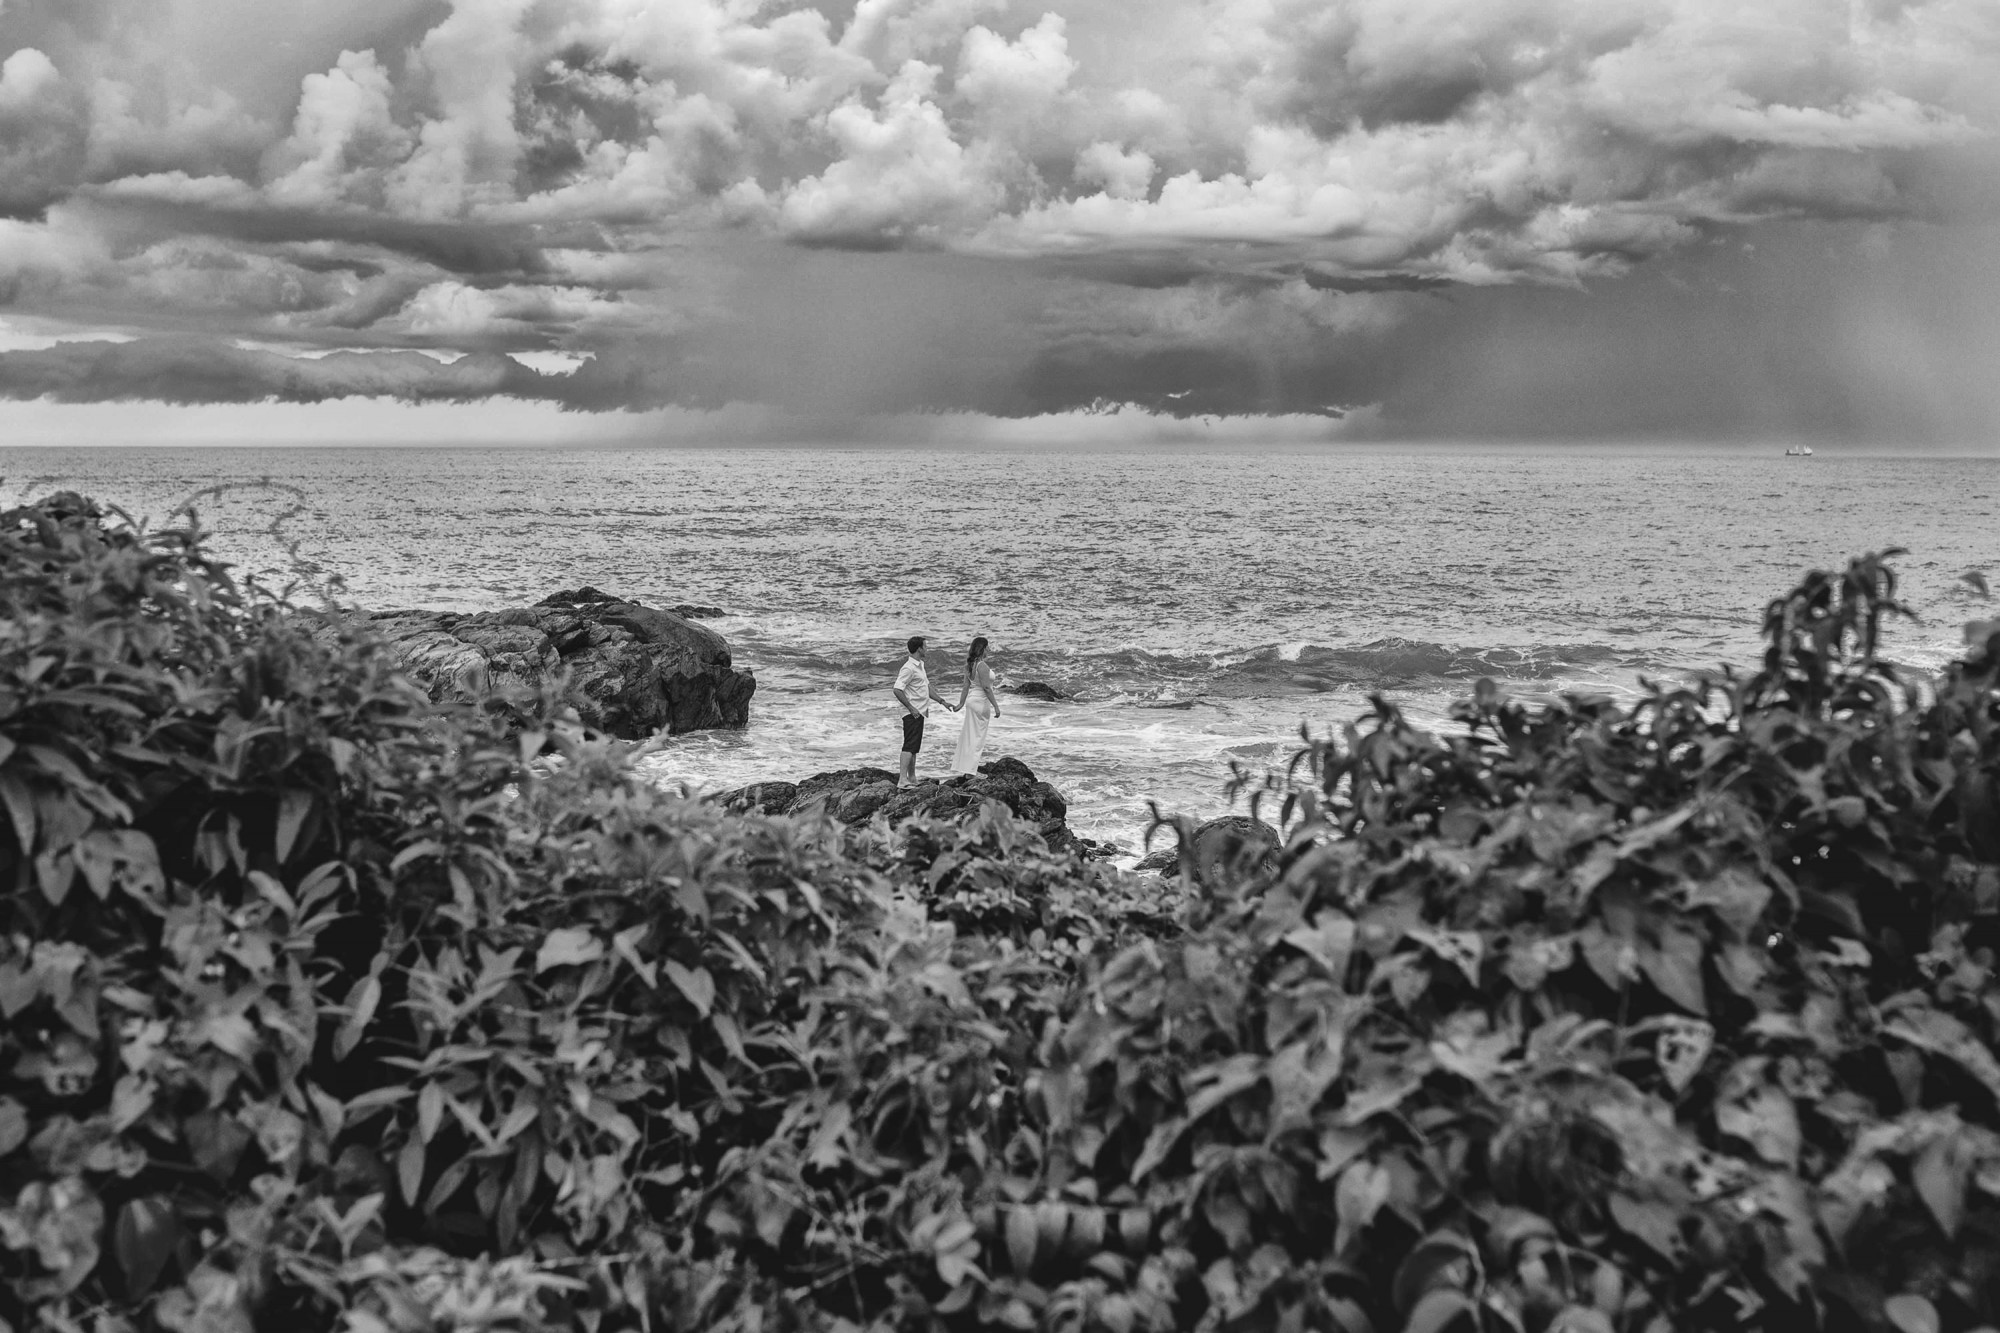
[{"x1": 951, "y1": 664, "x2": 996, "y2": 774}]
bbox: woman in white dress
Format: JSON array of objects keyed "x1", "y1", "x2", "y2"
[{"x1": 951, "y1": 636, "x2": 1001, "y2": 774}]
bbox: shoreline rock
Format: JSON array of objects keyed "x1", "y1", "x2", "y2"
[
  {"x1": 1009, "y1": 681, "x2": 1073, "y2": 702},
  {"x1": 716, "y1": 756, "x2": 1117, "y2": 858},
  {"x1": 322, "y1": 589, "x2": 755, "y2": 738},
  {"x1": 1133, "y1": 814, "x2": 1281, "y2": 883},
  {"x1": 540, "y1": 586, "x2": 728, "y2": 621}
]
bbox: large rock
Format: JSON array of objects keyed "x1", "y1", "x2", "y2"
[
  {"x1": 716, "y1": 756, "x2": 1105, "y2": 856},
  {"x1": 335, "y1": 588, "x2": 755, "y2": 738},
  {"x1": 1133, "y1": 814, "x2": 1281, "y2": 884}
]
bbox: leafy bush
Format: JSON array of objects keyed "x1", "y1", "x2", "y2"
[{"x1": 2, "y1": 496, "x2": 1997, "y2": 1333}]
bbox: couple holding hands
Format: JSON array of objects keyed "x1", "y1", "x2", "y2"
[{"x1": 891, "y1": 634, "x2": 1001, "y2": 788}]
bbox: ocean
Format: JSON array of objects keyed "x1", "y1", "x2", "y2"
[{"x1": 9, "y1": 444, "x2": 1995, "y2": 853}]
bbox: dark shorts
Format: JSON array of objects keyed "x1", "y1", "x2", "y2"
[{"x1": 901, "y1": 713, "x2": 925, "y2": 754}]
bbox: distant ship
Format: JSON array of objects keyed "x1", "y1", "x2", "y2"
[{"x1": 1785, "y1": 444, "x2": 1814, "y2": 456}]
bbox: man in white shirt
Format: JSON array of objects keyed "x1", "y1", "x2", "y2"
[{"x1": 892, "y1": 635, "x2": 956, "y2": 789}]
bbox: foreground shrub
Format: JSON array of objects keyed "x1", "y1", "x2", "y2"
[{"x1": 1, "y1": 496, "x2": 1997, "y2": 1333}]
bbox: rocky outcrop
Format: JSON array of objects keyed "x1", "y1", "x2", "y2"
[
  {"x1": 1133, "y1": 814, "x2": 1281, "y2": 883},
  {"x1": 1010, "y1": 681, "x2": 1072, "y2": 702},
  {"x1": 716, "y1": 756, "x2": 1112, "y2": 857},
  {"x1": 540, "y1": 587, "x2": 727, "y2": 621},
  {"x1": 334, "y1": 589, "x2": 754, "y2": 738}
]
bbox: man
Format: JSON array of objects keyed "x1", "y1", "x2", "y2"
[{"x1": 892, "y1": 635, "x2": 956, "y2": 789}]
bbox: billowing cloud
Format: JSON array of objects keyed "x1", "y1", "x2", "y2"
[{"x1": 0, "y1": 0, "x2": 1992, "y2": 430}]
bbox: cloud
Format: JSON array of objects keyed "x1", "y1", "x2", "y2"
[
  {"x1": 780, "y1": 60, "x2": 1005, "y2": 244},
  {"x1": 0, "y1": 336, "x2": 550, "y2": 404},
  {"x1": 0, "y1": 46, "x2": 86, "y2": 215},
  {"x1": 263, "y1": 50, "x2": 412, "y2": 209},
  {"x1": 0, "y1": 0, "x2": 1991, "y2": 429},
  {"x1": 385, "y1": 0, "x2": 533, "y2": 217},
  {"x1": 0, "y1": 45, "x2": 58, "y2": 112}
]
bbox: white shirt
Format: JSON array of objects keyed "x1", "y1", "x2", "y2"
[{"x1": 894, "y1": 656, "x2": 931, "y2": 716}]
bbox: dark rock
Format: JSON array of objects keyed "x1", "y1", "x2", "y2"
[
  {"x1": 788, "y1": 767, "x2": 899, "y2": 814},
  {"x1": 1010, "y1": 681, "x2": 1072, "y2": 702},
  {"x1": 1134, "y1": 814, "x2": 1281, "y2": 884},
  {"x1": 335, "y1": 592, "x2": 755, "y2": 739},
  {"x1": 716, "y1": 781, "x2": 796, "y2": 816},
  {"x1": 543, "y1": 587, "x2": 726, "y2": 621},
  {"x1": 536, "y1": 587, "x2": 618, "y2": 606},
  {"x1": 718, "y1": 756, "x2": 1085, "y2": 854}
]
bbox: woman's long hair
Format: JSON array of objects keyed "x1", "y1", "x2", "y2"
[{"x1": 966, "y1": 636, "x2": 989, "y2": 671}]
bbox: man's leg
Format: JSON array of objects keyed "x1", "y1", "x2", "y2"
[{"x1": 900, "y1": 714, "x2": 922, "y2": 786}]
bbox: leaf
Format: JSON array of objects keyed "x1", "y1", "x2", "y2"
[
  {"x1": 1652, "y1": 1017, "x2": 1714, "y2": 1095},
  {"x1": 1130, "y1": 1116, "x2": 1187, "y2": 1182},
  {"x1": 1284, "y1": 911, "x2": 1357, "y2": 980},
  {"x1": 1573, "y1": 806, "x2": 1698, "y2": 897},
  {"x1": 275, "y1": 790, "x2": 312, "y2": 864},
  {"x1": 1884, "y1": 1008, "x2": 2000, "y2": 1102},
  {"x1": 1005, "y1": 1205, "x2": 1039, "y2": 1276},
  {"x1": 113, "y1": 1196, "x2": 180, "y2": 1300},
  {"x1": 0, "y1": 770, "x2": 39, "y2": 852},
  {"x1": 1408, "y1": 929, "x2": 1482, "y2": 985},
  {"x1": 1334, "y1": 1160, "x2": 1391, "y2": 1256},
  {"x1": 0, "y1": 1096, "x2": 27, "y2": 1156},
  {"x1": 611, "y1": 923, "x2": 656, "y2": 987},
  {"x1": 1884, "y1": 1295, "x2": 1940, "y2": 1333},
  {"x1": 418, "y1": 1082, "x2": 445, "y2": 1144},
  {"x1": 662, "y1": 960, "x2": 715, "y2": 1017},
  {"x1": 1686, "y1": 869, "x2": 1771, "y2": 940},
  {"x1": 389, "y1": 838, "x2": 444, "y2": 872},
  {"x1": 1912, "y1": 1132, "x2": 1969, "y2": 1239},
  {"x1": 535, "y1": 927, "x2": 604, "y2": 975},
  {"x1": 1203, "y1": 1189, "x2": 1251, "y2": 1252},
  {"x1": 1184, "y1": 1054, "x2": 1265, "y2": 1123},
  {"x1": 1714, "y1": 1061, "x2": 1800, "y2": 1169},
  {"x1": 1392, "y1": 1232, "x2": 1479, "y2": 1314},
  {"x1": 185, "y1": 1111, "x2": 251, "y2": 1180},
  {"x1": 397, "y1": 1137, "x2": 426, "y2": 1207},
  {"x1": 1640, "y1": 925, "x2": 1708, "y2": 1015},
  {"x1": 1504, "y1": 933, "x2": 1575, "y2": 991},
  {"x1": 335, "y1": 975, "x2": 380, "y2": 1061},
  {"x1": 1608, "y1": 1194, "x2": 1685, "y2": 1261},
  {"x1": 198, "y1": 1013, "x2": 259, "y2": 1062},
  {"x1": 1401, "y1": 1289, "x2": 1476, "y2": 1333}
]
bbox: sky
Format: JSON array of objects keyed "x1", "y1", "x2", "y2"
[{"x1": 0, "y1": 0, "x2": 1996, "y2": 446}]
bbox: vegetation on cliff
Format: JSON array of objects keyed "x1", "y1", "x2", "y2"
[{"x1": 2, "y1": 495, "x2": 1998, "y2": 1333}]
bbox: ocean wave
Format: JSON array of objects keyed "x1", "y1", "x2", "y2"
[{"x1": 738, "y1": 635, "x2": 1673, "y2": 703}]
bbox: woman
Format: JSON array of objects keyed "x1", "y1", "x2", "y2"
[{"x1": 951, "y1": 636, "x2": 1001, "y2": 774}]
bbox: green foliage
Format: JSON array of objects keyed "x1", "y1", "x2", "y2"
[{"x1": 3, "y1": 495, "x2": 1998, "y2": 1333}]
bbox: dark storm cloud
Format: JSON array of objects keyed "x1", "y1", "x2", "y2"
[
  {"x1": 0, "y1": 0, "x2": 1992, "y2": 434},
  {"x1": 0, "y1": 337, "x2": 551, "y2": 405},
  {"x1": 80, "y1": 196, "x2": 555, "y2": 280}
]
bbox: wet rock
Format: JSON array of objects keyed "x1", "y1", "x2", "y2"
[
  {"x1": 1010, "y1": 681, "x2": 1072, "y2": 702},
  {"x1": 332, "y1": 590, "x2": 755, "y2": 738},
  {"x1": 716, "y1": 756, "x2": 1087, "y2": 854},
  {"x1": 542, "y1": 586, "x2": 727, "y2": 621},
  {"x1": 1132, "y1": 814, "x2": 1281, "y2": 884},
  {"x1": 788, "y1": 767, "x2": 898, "y2": 815},
  {"x1": 716, "y1": 781, "x2": 797, "y2": 816}
]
